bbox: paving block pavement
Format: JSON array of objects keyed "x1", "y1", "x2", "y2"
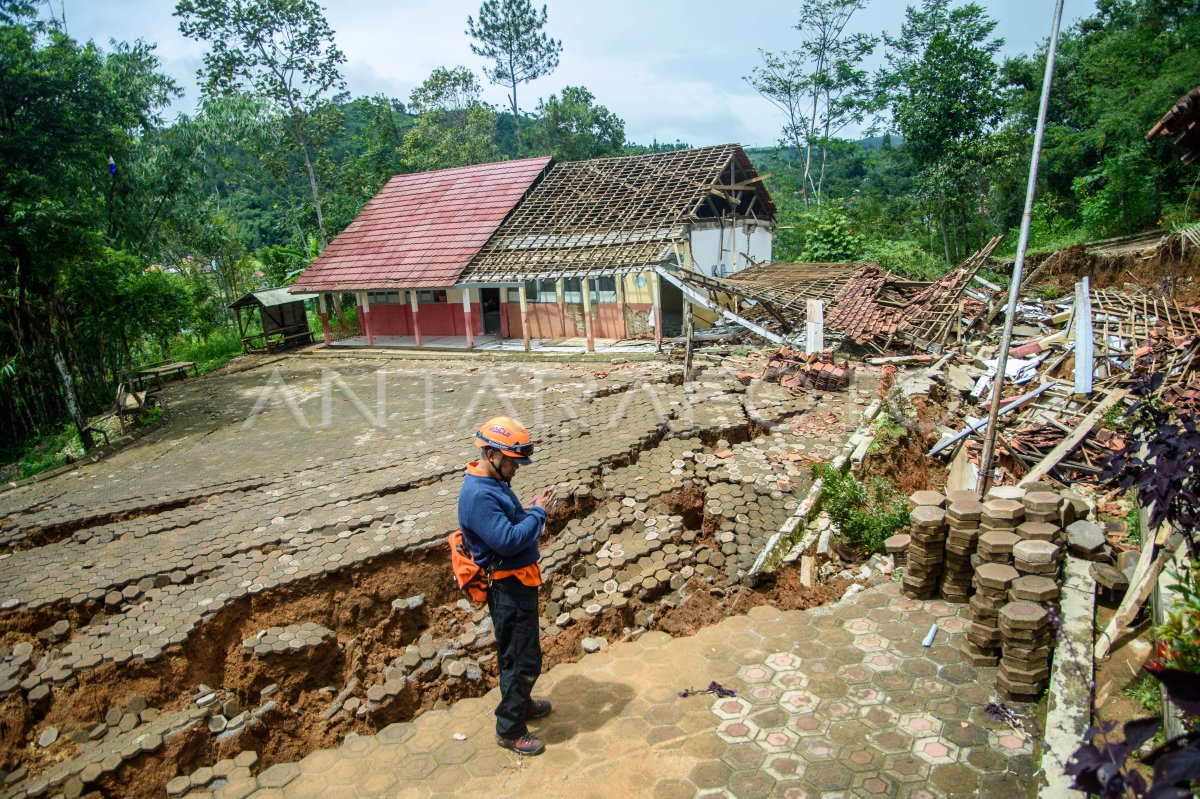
[{"x1": 246, "y1": 580, "x2": 1038, "y2": 799}]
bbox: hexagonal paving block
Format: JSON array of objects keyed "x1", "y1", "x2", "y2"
[
  {"x1": 737, "y1": 663, "x2": 775, "y2": 684},
  {"x1": 763, "y1": 753, "x2": 805, "y2": 782},
  {"x1": 716, "y1": 717, "x2": 760, "y2": 744},
  {"x1": 770, "y1": 670, "x2": 809, "y2": 694},
  {"x1": 743, "y1": 683, "x2": 782, "y2": 708},
  {"x1": 913, "y1": 736, "x2": 961, "y2": 765},
  {"x1": 798, "y1": 737, "x2": 840, "y2": 763},
  {"x1": 255, "y1": 763, "x2": 300, "y2": 790},
  {"x1": 765, "y1": 652, "x2": 802, "y2": 671},
  {"x1": 779, "y1": 689, "x2": 821, "y2": 715},
  {"x1": 689, "y1": 760, "x2": 734, "y2": 790},
  {"x1": 862, "y1": 652, "x2": 901, "y2": 672},
  {"x1": 897, "y1": 713, "x2": 943, "y2": 738},
  {"x1": 852, "y1": 634, "x2": 890, "y2": 653},
  {"x1": 728, "y1": 769, "x2": 776, "y2": 799},
  {"x1": 836, "y1": 663, "x2": 872, "y2": 684},
  {"x1": 884, "y1": 752, "x2": 931, "y2": 783},
  {"x1": 860, "y1": 704, "x2": 900, "y2": 730},
  {"x1": 722, "y1": 741, "x2": 764, "y2": 771},
  {"x1": 844, "y1": 619, "x2": 877, "y2": 635},
  {"x1": 712, "y1": 696, "x2": 753, "y2": 720},
  {"x1": 989, "y1": 729, "x2": 1033, "y2": 755},
  {"x1": 840, "y1": 745, "x2": 884, "y2": 773},
  {"x1": 806, "y1": 762, "x2": 853, "y2": 792},
  {"x1": 788, "y1": 713, "x2": 831, "y2": 738},
  {"x1": 854, "y1": 772, "x2": 900, "y2": 797},
  {"x1": 755, "y1": 727, "x2": 800, "y2": 754},
  {"x1": 847, "y1": 685, "x2": 884, "y2": 706}
]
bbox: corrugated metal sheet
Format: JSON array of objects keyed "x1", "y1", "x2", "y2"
[
  {"x1": 291, "y1": 157, "x2": 552, "y2": 292},
  {"x1": 230, "y1": 287, "x2": 317, "y2": 308}
]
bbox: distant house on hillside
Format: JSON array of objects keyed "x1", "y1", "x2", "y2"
[{"x1": 290, "y1": 144, "x2": 775, "y2": 350}]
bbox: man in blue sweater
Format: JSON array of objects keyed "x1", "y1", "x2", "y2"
[{"x1": 459, "y1": 416, "x2": 556, "y2": 756}]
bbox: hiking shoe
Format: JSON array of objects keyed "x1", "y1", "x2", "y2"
[
  {"x1": 496, "y1": 733, "x2": 545, "y2": 756},
  {"x1": 526, "y1": 698, "x2": 553, "y2": 720}
]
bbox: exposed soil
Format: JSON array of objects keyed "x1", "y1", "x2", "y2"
[
  {"x1": 4, "y1": 453, "x2": 855, "y2": 799},
  {"x1": 1032, "y1": 235, "x2": 1200, "y2": 305}
]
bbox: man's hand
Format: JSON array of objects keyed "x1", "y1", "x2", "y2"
[{"x1": 529, "y1": 486, "x2": 557, "y2": 508}]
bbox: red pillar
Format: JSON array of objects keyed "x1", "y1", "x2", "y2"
[
  {"x1": 409, "y1": 291, "x2": 422, "y2": 348},
  {"x1": 318, "y1": 294, "x2": 332, "y2": 345},
  {"x1": 500, "y1": 301, "x2": 510, "y2": 338}
]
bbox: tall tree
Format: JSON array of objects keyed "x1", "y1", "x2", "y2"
[
  {"x1": 466, "y1": 0, "x2": 561, "y2": 150},
  {"x1": 527, "y1": 86, "x2": 625, "y2": 161},
  {"x1": 0, "y1": 5, "x2": 178, "y2": 448},
  {"x1": 176, "y1": 0, "x2": 347, "y2": 246},
  {"x1": 400, "y1": 69, "x2": 501, "y2": 173},
  {"x1": 877, "y1": 0, "x2": 1003, "y2": 261},
  {"x1": 747, "y1": 0, "x2": 876, "y2": 208}
]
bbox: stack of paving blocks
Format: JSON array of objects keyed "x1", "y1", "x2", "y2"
[
  {"x1": 965, "y1": 562, "x2": 1016, "y2": 666},
  {"x1": 941, "y1": 490, "x2": 983, "y2": 602},
  {"x1": 902, "y1": 492, "x2": 946, "y2": 599},
  {"x1": 893, "y1": 484, "x2": 1085, "y2": 692},
  {"x1": 997, "y1": 600, "x2": 1053, "y2": 701}
]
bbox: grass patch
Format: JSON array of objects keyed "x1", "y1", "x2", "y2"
[
  {"x1": 868, "y1": 415, "x2": 907, "y2": 455},
  {"x1": 163, "y1": 326, "x2": 244, "y2": 375},
  {"x1": 2, "y1": 423, "x2": 80, "y2": 482},
  {"x1": 812, "y1": 463, "x2": 910, "y2": 557},
  {"x1": 1125, "y1": 673, "x2": 1164, "y2": 716}
]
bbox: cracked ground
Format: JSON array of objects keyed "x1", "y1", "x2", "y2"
[{"x1": 0, "y1": 355, "x2": 892, "y2": 798}]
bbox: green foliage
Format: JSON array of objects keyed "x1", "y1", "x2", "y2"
[
  {"x1": 467, "y1": 0, "x2": 561, "y2": 148},
  {"x1": 10, "y1": 423, "x2": 78, "y2": 480},
  {"x1": 164, "y1": 326, "x2": 244, "y2": 375},
  {"x1": 1154, "y1": 564, "x2": 1200, "y2": 676},
  {"x1": 811, "y1": 463, "x2": 911, "y2": 556},
  {"x1": 1073, "y1": 143, "x2": 1159, "y2": 238},
  {"x1": 799, "y1": 209, "x2": 864, "y2": 262},
  {"x1": 868, "y1": 416, "x2": 906, "y2": 455},
  {"x1": 135, "y1": 405, "x2": 165, "y2": 428},
  {"x1": 176, "y1": 0, "x2": 347, "y2": 243},
  {"x1": 259, "y1": 245, "x2": 306, "y2": 286},
  {"x1": 859, "y1": 239, "x2": 947, "y2": 280},
  {"x1": 527, "y1": 86, "x2": 625, "y2": 161},
  {"x1": 1124, "y1": 672, "x2": 1164, "y2": 716}
]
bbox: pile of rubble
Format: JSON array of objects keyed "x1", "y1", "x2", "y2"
[{"x1": 754, "y1": 347, "x2": 855, "y2": 394}]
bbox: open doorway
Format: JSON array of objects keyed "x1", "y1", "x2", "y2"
[{"x1": 480, "y1": 288, "x2": 502, "y2": 335}]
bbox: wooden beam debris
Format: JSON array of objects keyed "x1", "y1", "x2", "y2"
[{"x1": 1018, "y1": 389, "x2": 1127, "y2": 487}]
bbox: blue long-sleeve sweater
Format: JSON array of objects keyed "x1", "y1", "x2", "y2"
[{"x1": 458, "y1": 470, "x2": 545, "y2": 570}]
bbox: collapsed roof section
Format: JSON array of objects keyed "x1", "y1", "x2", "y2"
[
  {"x1": 669, "y1": 236, "x2": 1004, "y2": 353},
  {"x1": 460, "y1": 144, "x2": 774, "y2": 282}
]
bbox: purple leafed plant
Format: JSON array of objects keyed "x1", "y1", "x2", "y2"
[{"x1": 1067, "y1": 371, "x2": 1200, "y2": 796}]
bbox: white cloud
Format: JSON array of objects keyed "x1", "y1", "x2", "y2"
[{"x1": 62, "y1": 0, "x2": 1100, "y2": 144}]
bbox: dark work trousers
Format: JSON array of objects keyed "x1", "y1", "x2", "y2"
[{"x1": 487, "y1": 575, "x2": 542, "y2": 739}]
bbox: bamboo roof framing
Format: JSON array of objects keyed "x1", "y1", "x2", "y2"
[
  {"x1": 461, "y1": 144, "x2": 774, "y2": 281},
  {"x1": 722, "y1": 262, "x2": 867, "y2": 310}
]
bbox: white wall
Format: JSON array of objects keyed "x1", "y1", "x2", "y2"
[{"x1": 688, "y1": 220, "x2": 772, "y2": 277}]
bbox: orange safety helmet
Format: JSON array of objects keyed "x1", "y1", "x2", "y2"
[{"x1": 474, "y1": 416, "x2": 534, "y2": 464}]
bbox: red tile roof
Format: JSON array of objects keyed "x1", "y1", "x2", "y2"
[{"x1": 291, "y1": 157, "x2": 552, "y2": 292}]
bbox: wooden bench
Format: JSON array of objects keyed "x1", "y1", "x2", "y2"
[
  {"x1": 116, "y1": 382, "x2": 155, "y2": 428},
  {"x1": 135, "y1": 361, "x2": 196, "y2": 390}
]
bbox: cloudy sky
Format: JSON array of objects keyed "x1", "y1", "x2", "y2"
[{"x1": 59, "y1": 0, "x2": 1098, "y2": 147}]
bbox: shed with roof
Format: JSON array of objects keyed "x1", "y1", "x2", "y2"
[{"x1": 229, "y1": 287, "x2": 318, "y2": 354}]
